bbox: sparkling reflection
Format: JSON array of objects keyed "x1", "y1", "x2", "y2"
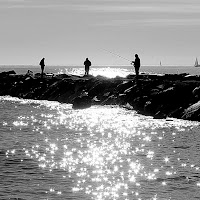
[
  {"x1": 58, "y1": 67, "x2": 132, "y2": 78},
  {"x1": 1, "y1": 96, "x2": 200, "y2": 200}
]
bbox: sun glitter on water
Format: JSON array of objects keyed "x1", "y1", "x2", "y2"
[
  {"x1": 58, "y1": 67, "x2": 132, "y2": 78},
  {"x1": 2, "y1": 96, "x2": 200, "y2": 200}
]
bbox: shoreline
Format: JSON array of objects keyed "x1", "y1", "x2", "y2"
[{"x1": 1, "y1": 70, "x2": 200, "y2": 121}]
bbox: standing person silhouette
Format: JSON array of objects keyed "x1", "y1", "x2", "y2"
[
  {"x1": 39, "y1": 58, "x2": 45, "y2": 78},
  {"x1": 131, "y1": 54, "x2": 140, "y2": 78},
  {"x1": 84, "y1": 58, "x2": 91, "y2": 76}
]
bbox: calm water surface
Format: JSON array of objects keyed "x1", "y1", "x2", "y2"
[
  {"x1": 1, "y1": 96, "x2": 200, "y2": 200},
  {"x1": 1, "y1": 65, "x2": 200, "y2": 78}
]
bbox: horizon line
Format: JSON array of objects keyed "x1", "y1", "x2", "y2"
[{"x1": 0, "y1": 64, "x2": 194, "y2": 68}]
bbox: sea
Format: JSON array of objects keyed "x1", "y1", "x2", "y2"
[
  {"x1": 0, "y1": 65, "x2": 200, "y2": 78},
  {"x1": 1, "y1": 65, "x2": 200, "y2": 200}
]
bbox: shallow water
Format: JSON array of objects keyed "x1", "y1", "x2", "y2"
[{"x1": 1, "y1": 96, "x2": 200, "y2": 200}]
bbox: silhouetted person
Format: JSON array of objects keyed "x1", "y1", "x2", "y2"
[
  {"x1": 39, "y1": 58, "x2": 45, "y2": 78},
  {"x1": 84, "y1": 58, "x2": 91, "y2": 76},
  {"x1": 131, "y1": 54, "x2": 140, "y2": 78}
]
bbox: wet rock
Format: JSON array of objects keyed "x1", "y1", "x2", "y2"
[
  {"x1": 144, "y1": 101, "x2": 157, "y2": 115},
  {"x1": 72, "y1": 95, "x2": 92, "y2": 109},
  {"x1": 192, "y1": 86, "x2": 200, "y2": 99},
  {"x1": 149, "y1": 88, "x2": 160, "y2": 96},
  {"x1": 116, "y1": 81, "x2": 134, "y2": 94},
  {"x1": 182, "y1": 101, "x2": 200, "y2": 121},
  {"x1": 88, "y1": 80, "x2": 115, "y2": 98},
  {"x1": 92, "y1": 96, "x2": 101, "y2": 104},
  {"x1": 123, "y1": 102, "x2": 134, "y2": 110},
  {"x1": 156, "y1": 84, "x2": 165, "y2": 90},
  {"x1": 154, "y1": 87, "x2": 175, "y2": 101},
  {"x1": 168, "y1": 107, "x2": 184, "y2": 118},
  {"x1": 184, "y1": 74, "x2": 199, "y2": 81},
  {"x1": 102, "y1": 94, "x2": 117, "y2": 105},
  {"x1": 153, "y1": 111, "x2": 167, "y2": 119},
  {"x1": 131, "y1": 96, "x2": 149, "y2": 112}
]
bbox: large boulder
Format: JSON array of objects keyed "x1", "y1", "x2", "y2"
[
  {"x1": 72, "y1": 95, "x2": 92, "y2": 109},
  {"x1": 151, "y1": 82, "x2": 194, "y2": 107},
  {"x1": 131, "y1": 96, "x2": 149, "y2": 112},
  {"x1": 116, "y1": 81, "x2": 134, "y2": 94},
  {"x1": 184, "y1": 74, "x2": 199, "y2": 81},
  {"x1": 182, "y1": 101, "x2": 200, "y2": 121},
  {"x1": 40, "y1": 79, "x2": 75, "y2": 100},
  {"x1": 143, "y1": 100, "x2": 158, "y2": 115},
  {"x1": 0, "y1": 70, "x2": 16, "y2": 77},
  {"x1": 102, "y1": 94, "x2": 117, "y2": 105},
  {"x1": 168, "y1": 107, "x2": 184, "y2": 119},
  {"x1": 151, "y1": 87, "x2": 176, "y2": 102},
  {"x1": 192, "y1": 86, "x2": 200, "y2": 99},
  {"x1": 88, "y1": 80, "x2": 114, "y2": 97}
]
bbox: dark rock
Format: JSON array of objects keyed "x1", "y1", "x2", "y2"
[
  {"x1": 168, "y1": 107, "x2": 184, "y2": 118},
  {"x1": 55, "y1": 74, "x2": 71, "y2": 79},
  {"x1": 163, "y1": 73, "x2": 188, "y2": 81},
  {"x1": 116, "y1": 81, "x2": 134, "y2": 94},
  {"x1": 102, "y1": 95, "x2": 117, "y2": 105},
  {"x1": 0, "y1": 70, "x2": 16, "y2": 77},
  {"x1": 40, "y1": 79, "x2": 76, "y2": 101},
  {"x1": 130, "y1": 96, "x2": 149, "y2": 112},
  {"x1": 182, "y1": 101, "x2": 200, "y2": 121},
  {"x1": 126, "y1": 74, "x2": 136, "y2": 79},
  {"x1": 192, "y1": 86, "x2": 200, "y2": 99},
  {"x1": 123, "y1": 103, "x2": 134, "y2": 110},
  {"x1": 151, "y1": 82, "x2": 194, "y2": 108},
  {"x1": 154, "y1": 111, "x2": 167, "y2": 119},
  {"x1": 144, "y1": 101, "x2": 157, "y2": 115},
  {"x1": 184, "y1": 75, "x2": 199, "y2": 81},
  {"x1": 72, "y1": 95, "x2": 92, "y2": 109},
  {"x1": 149, "y1": 88, "x2": 160, "y2": 96},
  {"x1": 155, "y1": 86, "x2": 175, "y2": 100},
  {"x1": 34, "y1": 73, "x2": 41, "y2": 78},
  {"x1": 1, "y1": 72, "x2": 200, "y2": 121},
  {"x1": 88, "y1": 80, "x2": 114, "y2": 98}
]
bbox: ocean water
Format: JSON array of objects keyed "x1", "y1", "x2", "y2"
[
  {"x1": 1, "y1": 66, "x2": 200, "y2": 200},
  {"x1": 0, "y1": 65, "x2": 200, "y2": 78},
  {"x1": 1, "y1": 96, "x2": 200, "y2": 200}
]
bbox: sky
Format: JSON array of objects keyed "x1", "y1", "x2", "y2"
[{"x1": 0, "y1": 0, "x2": 200, "y2": 66}]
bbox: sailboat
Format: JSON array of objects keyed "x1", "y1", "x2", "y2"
[{"x1": 194, "y1": 58, "x2": 200, "y2": 67}]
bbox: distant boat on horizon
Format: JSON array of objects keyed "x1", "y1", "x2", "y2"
[
  {"x1": 160, "y1": 61, "x2": 162, "y2": 66},
  {"x1": 194, "y1": 58, "x2": 200, "y2": 67}
]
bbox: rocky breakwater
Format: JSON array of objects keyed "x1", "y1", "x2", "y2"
[{"x1": 1, "y1": 71, "x2": 200, "y2": 121}]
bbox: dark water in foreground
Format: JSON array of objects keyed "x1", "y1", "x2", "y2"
[{"x1": 1, "y1": 96, "x2": 200, "y2": 200}]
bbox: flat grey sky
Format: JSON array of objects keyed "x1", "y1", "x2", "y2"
[{"x1": 0, "y1": 0, "x2": 200, "y2": 66}]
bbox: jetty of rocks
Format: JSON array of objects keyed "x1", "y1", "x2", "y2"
[{"x1": 1, "y1": 70, "x2": 200, "y2": 121}]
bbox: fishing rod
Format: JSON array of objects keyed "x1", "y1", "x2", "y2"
[{"x1": 100, "y1": 48, "x2": 132, "y2": 63}]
